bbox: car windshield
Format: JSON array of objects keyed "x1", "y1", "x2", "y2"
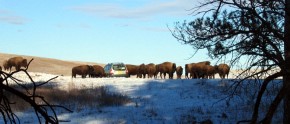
[{"x1": 112, "y1": 64, "x2": 126, "y2": 71}]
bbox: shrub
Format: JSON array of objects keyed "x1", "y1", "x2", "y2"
[{"x1": 6, "y1": 85, "x2": 131, "y2": 112}]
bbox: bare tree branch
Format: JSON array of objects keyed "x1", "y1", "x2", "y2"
[
  {"x1": 0, "y1": 58, "x2": 72, "y2": 124},
  {"x1": 170, "y1": 0, "x2": 287, "y2": 122}
]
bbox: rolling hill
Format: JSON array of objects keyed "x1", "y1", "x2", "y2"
[{"x1": 0, "y1": 53, "x2": 104, "y2": 76}]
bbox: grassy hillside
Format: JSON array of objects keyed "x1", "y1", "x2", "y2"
[{"x1": 0, "y1": 53, "x2": 104, "y2": 76}]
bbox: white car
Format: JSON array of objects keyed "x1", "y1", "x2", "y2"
[{"x1": 104, "y1": 62, "x2": 128, "y2": 77}]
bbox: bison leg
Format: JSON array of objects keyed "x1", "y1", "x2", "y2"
[
  {"x1": 82, "y1": 74, "x2": 86, "y2": 78},
  {"x1": 169, "y1": 73, "x2": 172, "y2": 79},
  {"x1": 16, "y1": 65, "x2": 20, "y2": 71},
  {"x1": 185, "y1": 72, "x2": 188, "y2": 79},
  {"x1": 221, "y1": 74, "x2": 224, "y2": 79}
]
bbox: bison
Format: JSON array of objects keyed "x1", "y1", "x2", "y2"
[
  {"x1": 187, "y1": 61, "x2": 211, "y2": 79},
  {"x1": 146, "y1": 63, "x2": 156, "y2": 78},
  {"x1": 138, "y1": 63, "x2": 147, "y2": 78},
  {"x1": 7, "y1": 57, "x2": 28, "y2": 71},
  {"x1": 72, "y1": 65, "x2": 94, "y2": 78},
  {"x1": 158, "y1": 62, "x2": 176, "y2": 79},
  {"x1": 176, "y1": 66, "x2": 183, "y2": 79},
  {"x1": 3, "y1": 60, "x2": 9, "y2": 71},
  {"x1": 126, "y1": 64, "x2": 140, "y2": 77},
  {"x1": 216, "y1": 63, "x2": 230, "y2": 79},
  {"x1": 90, "y1": 65, "x2": 105, "y2": 78}
]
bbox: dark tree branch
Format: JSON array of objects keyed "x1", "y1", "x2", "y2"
[
  {"x1": 251, "y1": 71, "x2": 282, "y2": 124},
  {"x1": 260, "y1": 79, "x2": 288, "y2": 123},
  {"x1": 171, "y1": 0, "x2": 287, "y2": 122},
  {"x1": 0, "y1": 58, "x2": 72, "y2": 124}
]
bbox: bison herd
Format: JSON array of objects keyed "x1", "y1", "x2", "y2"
[
  {"x1": 72, "y1": 61, "x2": 230, "y2": 79},
  {"x1": 1, "y1": 56, "x2": 230, "y2": 79},
  {"x1": 127, "y1": 62, "x2": 177, "y2": 79},
  {"x1": 0, "y1": 56, "x2": 28, "y2": 72},
  {"x1": 184, "y1": 61, "x2": 230, "y2": 79},
  {"x1": 72, "y1": 65, "x2": 105, "y2": 78}
]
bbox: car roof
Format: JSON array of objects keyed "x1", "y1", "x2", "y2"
[
  {"x1": 106, "y1": 62, "x2": 125, "y2": 66},
  {"x1": 109, "y1": 62, "x2": 124, "y2": 64}
]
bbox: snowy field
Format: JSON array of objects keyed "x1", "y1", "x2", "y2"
[{"x1": 1, "y1": 72, "x2": 283, "y2": 124}]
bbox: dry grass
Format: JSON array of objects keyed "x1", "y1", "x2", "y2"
[
  {"x1": 0, "y1": 52, "x2": 104, "y2": 76},
  {"x1": 5, "y1": 85, "x2": 131, "y2": 112}
]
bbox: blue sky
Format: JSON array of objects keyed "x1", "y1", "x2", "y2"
[{"x1": 0, "y1": 0, "x2": 211, "y2": 66}]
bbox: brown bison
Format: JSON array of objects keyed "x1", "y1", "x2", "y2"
[
  {"x1": 158, "y1": 62, "x2": 176, "y2": 79},
  {"x1": 205, "y1": 65, "x2": 216, "y2": 79},
  {"x1": 138, "y1": 63, "x2": 147, "y2": 78},
  {"x1": 189, "y1": 61, "x2": 211, "y2": 79},
  {"x1": 146, "y1": 63, "x2": 156, "y2": 78},
  {"x1": 176, "y1": 66, "x2": 183, "y2": 79},
  {"x1": 90, "y1": 65, "x2": 105, "y2": 78},
  {"x1": 7, "y1": 57, "x2": 28, "y2": 71},
  {"x1": 126, "y1": 64, "x2": 140, "y2": 77},
  {"x1": 72, "y1": 65, "x2": 94, "y2": 78},
  {"x1": 185, "y1": 63, "x2": 195, "y2": 79},
  {"x1": 216, "y1": 64, "x2": 230, "y2": 79},
  {"x1": 154, "y1": 64, "x2": 160, "y2": 78},
  {"x1": 2, "y1": 60, "x2": 9, "y2": 71}
]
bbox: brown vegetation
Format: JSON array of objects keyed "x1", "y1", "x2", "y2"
[{"x1": 6, "y1": 85, "x2": 131, "y2": 112}]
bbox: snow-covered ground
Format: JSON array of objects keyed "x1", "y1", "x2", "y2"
[{"x1": 1, "y1": 72, "x2": 283, "y2": 123}]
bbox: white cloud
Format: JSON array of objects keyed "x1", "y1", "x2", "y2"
[
  {"x1": 0, "y1": 9, "x2": 10, "y2": 14},
  {"x1": 70, "y1": 0, "x2": 195, "y2": 19},
  {"x1": 114, "y1": 23, "x2": 169, "y2": 32},
  {"x1": 56, "y1": 23, "x2": 92, "y2": 29},
  {"x1": 0, "y1": 16, "x2": 27, "y2": 25},
  {"x1": 140, "y1": 26, "x2": 169, "y2": 32},
  {"x1": 0, "y1": 9, "x2": 28, "y2": 25}
]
